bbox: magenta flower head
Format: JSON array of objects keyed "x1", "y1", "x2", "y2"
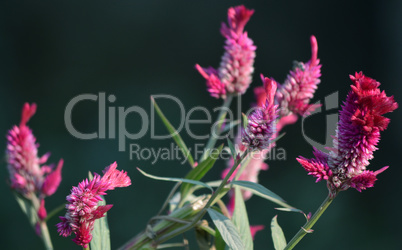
[
  {"x1": 195, "y1": 5, "x2": 256, "y2": 99},
  {"x1": 242, "y1": 75, "x2": 279, "y2": 151},
  {"x1": 6, "y1": 103, "x2": 63, "y2": 199},
  {"x1": 276, "y1": 35, "x2": 322, "y2": 117},
  {"x1": 57, "y1": 162, "x2": 131, "y2": 248},
  {"x1": 297, "y1": 72, "x2": 398, "y2": 196}
]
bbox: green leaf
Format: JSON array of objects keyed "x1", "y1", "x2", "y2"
[
  {"x1": 242, "y1": 113, "x2": 248, "y2": 129},
  {"x1": 13, "y1": 192, "x2": 38, "y2": 228},
  {"x1": 271, "y1": 215, "x2": 287, "y2": 250},
  {"x1": 137, "y1": 168, "x2": 213, "y2": 192},
  {"x1": 275, "y1": 207, "x2": 304, "y2": 214},
  {"x1": 221, "y1": 120, "x2": 240, "y2": 133},
  {"x1": 180, "y1": 145, "x2": 223, "y2": 198},
  {"x1": 151, "y1": 97, "x2": 194, "y2": 166},
  {"x1": 207, "y1": 208, "x2": 244, "y2": 250},
  {"x1": 226, "y1": 138, "x2": 236, "y2": 158},
  {"x1": 90, "y1": 195, "x2": 111, "y2": 250},
  {"x1": 231, "y1": 181, "x2": 291, "y2": 208},
  {"x1": 214, "y1": 227, "x2": 227, "y2": 250},
  {"x1": 232, "y1": 187, "x2": 253, "y2": 249}
]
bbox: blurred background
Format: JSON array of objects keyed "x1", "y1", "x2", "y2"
[{"x1": 0, "y1": 0, "x2": 401, "y2": 249}]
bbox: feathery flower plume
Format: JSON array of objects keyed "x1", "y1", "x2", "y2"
[
  {"x1": 297, "y1": 72, "x2": 397, "y2": 196},
  {"x1": 6, "y1": 103, "x2": 63, "y2": 199},
  {"x1": 196, "y1": 5, "x2": 256, "y2": 99},
  {"x1": 56, "y1": 162, "x2": 131, "y2": 248},
  {"x1": 276, "y1": 35, "x2": 322, "y2": 117},
  {"x1": 242, "y1": 75, "x2": 279, "y2": 150}
]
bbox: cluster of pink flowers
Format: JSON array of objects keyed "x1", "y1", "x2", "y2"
[
  {"x1": 6, "y1": 103, "x2": 63, "y2": 219},
  {"x1": 222, "y1": 33, "x2": 322, "y2": 205},
  {"x1": 297, "y1": 72, "x2": 398, "y2": 196},
  {"x1": 221, "y1": 34, "x2": 323, "y2": 239},
  {"x1": 196, "y1": 5, "x2": 256, "y2": 99},
  {"x1": 56, "y1": 162, "x2": 131, "y2": 248}
]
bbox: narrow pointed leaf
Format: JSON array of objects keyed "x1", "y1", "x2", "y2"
[
  {"x1": 137, "y1": 168, "x2": 213, "y2": 192},
  {"x1": 232, "y1": 187, "x2": 253, "y2": 249},
  {"x1": 207, "y1": 208, "x2": 244, "y2": 250},
  {"x1": 90, "y1": 195, "x2": 111, "y2": 250},
  {"x1": 231, "y1": 181, "x2": 292, "y2": 208},
  {"x1": 13, "y1": 192, "x2": 38, "y2": 228},
  {"x1": 275, "y1": 207, "x2": 304, "y2": 213},
  {"x1": 270, "y1": 132, "x2": 286, "y2": 145},
  {"x1": 151, "y1": 97, "x2": 194, "y2": 166},
  {"x1": 271, "y1": 216, "x2": 286, "y2": 250},
  {"x1": 242, "y1": 113, "x2": 248, "y2": 129},
  {"x1": 227, "y1": 138, "x2": 236, "y2": 158},
  {"x1": 221, "y1": 120, "x2": 240, "y2": 133},
  {"x1": 180, "y1": 145, "x2": 223, "y2": 198}
]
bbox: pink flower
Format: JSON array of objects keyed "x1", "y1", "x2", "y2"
[
  {"x1": 6, "y1": 103, "x2": 63, "y2": 198},
  {"x1": 41, "y1": 159, "x2": 64, "y2": 196},
  {"x1": 242, "y1": 76, "x2": 279, "y2": 150},
  {"x1": 57, "y1": 162, "x2": 131, "y2": 248},
  {"x1": 196, "y1": 5, "x2": 256, "y2": 98},
  {"x1": 297, "y1": 72, "x2": 398, "y2": 195},
  {"x1": 276, "y1": 36, "x2": 322, "y2": 117},
  {"x1": 38, "y1": 199, "x2": 47, "y2": 220}
]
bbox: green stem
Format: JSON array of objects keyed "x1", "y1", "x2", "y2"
[
  {"x1": 44, "y1": 203, "x2": 66, "y2": 222},
  {"x1": 40, "y1": 221, "x2": 54, "y2": 250},
  {"x1": 152, "y1": 151, "x2": 248, "y2": 246},
  {"x1": 284, "y1": 194, "x2": 336, "y2": 250},
  {"x1": 156, "y1": 243, "x2": 187, "y2": 249},
  {"x1": 30, "y1": 195, "x2": 54, "y2": 250},
  {"x1": 197, "y1": 224, "x2": 216, "y2": 237},
  {"x1": 200, "y1": 95, "x2": 234, "y2": 162},
  {"x1": 156, "y1": 182, "x2": 181, "y2": 216}
]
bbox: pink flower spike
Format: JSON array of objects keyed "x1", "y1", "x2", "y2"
[
  {"x1": 276, "y1": 35, "x2": 322, "y2": 117},
  {"x1": 196, "y1": 5, "x2": 256, "y2": 98},
  {"x1": 298, "y1": 73, "x2": 397, "y2": 193},
  {"x1": 242, "y1": 75, "x2": 279, "y2": 151},
  {"x1": 41, "y1": 159, "x2": 64, "y2": 196},
  {"x1": 6, "y1": 102, "x2": 61, "y2": 198},
  {"x1": 57, "y1": 162, "x2": 131, "y2": 247}
]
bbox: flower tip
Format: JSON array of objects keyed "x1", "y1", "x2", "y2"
[
  {"x1": 195, "y1": 64, "x2": 206, "y2": 77},
  {"x1": 263, "y1": 77, "x2": 277, "y2": 105},
  {"x1": 310, "y1": 35, "x2": 318, "y2": 64},
  {"x1": 250, "y1": 225, "x2": 264, "y2": 239},
  {"x1": 41, "y1": 159, "x2": 63, "y2": 196},
  {"x1": 38, "y1": 199, "x2": 47, "y2": 220},
  {"x1": 20, "y1": 102, "x2": 37, "y2": 126},
  {"x1": 375, "y1": 166, "x2": 389, "y2": 175},
  {"x1": 228, "y1": 5, "x2": 255, "y2": 34}
]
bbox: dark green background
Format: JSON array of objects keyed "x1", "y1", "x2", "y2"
[{"x1": 1, "y1": 1, "x2": 401, "y2": 249}]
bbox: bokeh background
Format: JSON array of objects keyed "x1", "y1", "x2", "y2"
[{"x1": 0, "y1": 0, "x2": 401, "y2": 249}]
